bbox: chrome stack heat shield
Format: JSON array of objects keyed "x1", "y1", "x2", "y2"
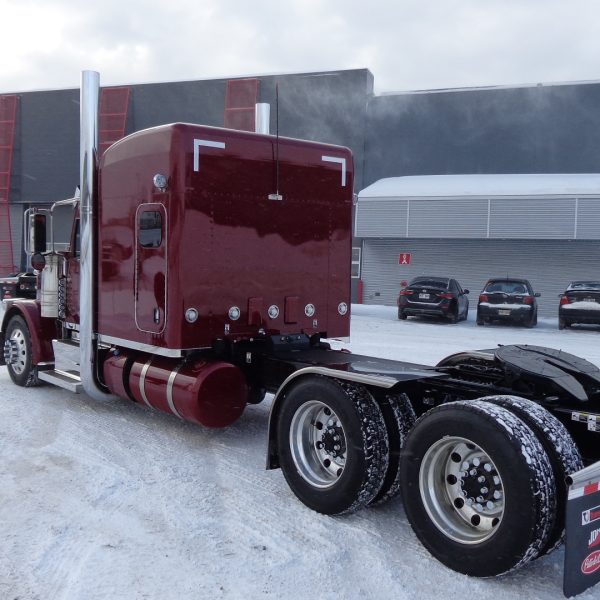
[{"x1": 79, "y1": 70, "x2": 106, "y2": 400}]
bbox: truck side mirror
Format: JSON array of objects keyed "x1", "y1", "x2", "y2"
[
  {"x1": 31, "y1": 253, "x2": 46, "y2": 271},
  {"x1": 464, "y1": 289, "x2": 470, "y2": 295},
  {"x1": 31, "y1": 214, "x2": 47, "y2": 254},
  {"x1": 534, "y1": 292, "x2": 541, "y2": 298}
]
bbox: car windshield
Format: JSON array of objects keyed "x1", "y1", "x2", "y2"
[
  {"x1": 484, "y1": 281, "x2": 528, "y2": 294},
  {"x1": 410, "y1": 278, "x2": 449, "y2": 290},
  {"x1": 567, "y1": 281, "x2": 600, "y2": 291}
]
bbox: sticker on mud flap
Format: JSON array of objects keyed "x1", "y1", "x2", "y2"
[
  {"x1": 589, "y1": 528, "x2": 600, "y2": 549},
  {"x1": 581, "y1": 550, "x2": 600, "y2": 575},
  {"x1": 582, "y1": 505, "x2": 600, "y2": 526}
]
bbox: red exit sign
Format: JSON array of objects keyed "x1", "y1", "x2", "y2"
[{"x1": 399, "y1": 253, "x2": 411, "y2": 265}]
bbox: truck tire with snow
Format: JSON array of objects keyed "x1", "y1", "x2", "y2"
[
  {"x1": 399, "y1": 400, "x2": 556, "y2": 577},
  {"x1": 369, "y1": 393, "x2": 416, "y2": 505},
  {"x1": 4, "y1": 315, "x2": 40, "y2": 387},
  {"x1": 480, "y1": 394, "x2": 583, "y2": 554},
  {"x1": 277, "y1": 377, "x2": 389, "y2": 515}
]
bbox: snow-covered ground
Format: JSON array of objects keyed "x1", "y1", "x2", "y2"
[{"x1": 1, "y1": 306, "x2": 599, "y2": 600}]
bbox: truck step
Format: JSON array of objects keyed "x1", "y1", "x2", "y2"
[
  {"x1": 38, "y1": 369, "x2": 82, "y2": 393},
  {"x1": 52, "y1": 338, "x2": 81, "y2": 375}
]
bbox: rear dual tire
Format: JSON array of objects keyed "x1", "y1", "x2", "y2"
[
  {"x1": 399, "y1": 400, "x2": 558, "y2": 577},
  {"x1": 479, "y1": 395, "x2": 583, "y2": 554},
  {"x1": 277, "y1": 378, "x2": 389, "y2": 515}
]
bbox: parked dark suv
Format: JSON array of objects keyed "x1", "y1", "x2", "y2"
[
  {"x1": 476, "y1": 278, "x2": 539, "y2": 327},
  {"x1": 397, "y1": 276, "x2": 469, "y2": 323},
  {"x1": 559, "y1": 281, "x2": 600, "y2": 329}
]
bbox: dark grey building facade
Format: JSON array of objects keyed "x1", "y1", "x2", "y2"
[{"x1": 3, "y1": 70, "x2": 600, "y2": 313}]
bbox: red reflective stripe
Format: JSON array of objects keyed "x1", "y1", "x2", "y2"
[{"x1": 584, "y1": 483, "x2": 600, "y2": 496}]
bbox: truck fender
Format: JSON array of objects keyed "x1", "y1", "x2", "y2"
[
  {"x1": 1, "y1": 301, "x2": 55, "y2": 365},
  {"x1": 266, "y1": 366, "x2": 397, "y2": 470}
]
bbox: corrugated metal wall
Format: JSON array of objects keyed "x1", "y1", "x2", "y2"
[
  {"x1": 356, "y1": 196, "x2": 600, "y2": 240},
  {"x1": 362, "y1": 238, "x2": 600, "y2": 317}
]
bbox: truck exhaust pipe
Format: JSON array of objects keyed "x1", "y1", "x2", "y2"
[
  {"x1": 79, "y1": 70, "x2": 106, "y2": 400},
  {"x1": 255, "y1": 103, "x2": 270, "y2": 134}
]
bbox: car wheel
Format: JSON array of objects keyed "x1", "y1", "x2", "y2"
[
  {"x1": 462, "y1": 305, "x2": 469, "y2": 322},
  {"x1": 525, "y1": 311, "x2": 537, "y2": 328},
  {"x1": 476, "y1": 311, "x2": 484, "y2": 326},
  {"x1": 398, "y1": 308, "x2": 407, "y2": 320},
  {"x1": 558, "y1": 317, "x2": 569, "y2": 330},
  {"x1": 447, "y1": 304, "x2": 459, "y2": 324}
]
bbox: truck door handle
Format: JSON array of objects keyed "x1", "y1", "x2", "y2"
[{"x1": 154, "y1": 308, "x2": 160, "y2": 323}]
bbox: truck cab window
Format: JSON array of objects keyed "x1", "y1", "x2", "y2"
[
  {"x1": 73, "y1": 220, "x2": 80, "y2": 258},
  {"x1": 139, "y1": 211, "x2": 162, "y2": 248}
]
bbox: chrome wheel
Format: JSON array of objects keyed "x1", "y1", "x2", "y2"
[
  {"x1": 6, "y1": 327, "x2": 28, "y2": 375},
  {"x1": 289, "y1": 400, "x2": 347, "y2": 489},
  {"x1": 419, "y1": 436, "x2": 504, "y2": 544}
]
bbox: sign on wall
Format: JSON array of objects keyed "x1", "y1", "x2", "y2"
[{"x1": 399, "y1": 253, "x2": 412, "y2": 265}]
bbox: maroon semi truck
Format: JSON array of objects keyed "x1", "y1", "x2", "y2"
[{"x1": 1, "y1": 72, "x2": 600, "y2": 597}]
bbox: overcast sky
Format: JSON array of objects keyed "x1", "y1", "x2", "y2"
[{"x1": 2, "y1": 0, "x2": 600, "y2": 94}]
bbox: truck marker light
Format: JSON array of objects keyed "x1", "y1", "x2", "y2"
[
  {"x1": 338, "y1": 302, "x2": 348, "y2": 316},
  {"x1": 228, "y1": 306, "x2": 241, "y2": 321},
  {"x1": 268, "y1": 305, "x2": 280, "y2": 319},
  {"x1": 153, "y1": 173, "x2": 168, "y2": 191},
  {"x1": 305, "y1": 304, "x2": 315, "y2": 317},
  {"x1": 185, "y1": 308, "x2": 198, "y2": 323}
]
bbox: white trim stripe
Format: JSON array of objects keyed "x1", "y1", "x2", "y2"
[
  {"x1": 194, "y1": 139, "x2": 226, "y2": 172},
  {"x1": 321, "y1": 155, "x2": 347, "y2": 187},
  {"x1": 166, "y1": 366, "x2": 183, "y2": 419},
  {"x1": 139, "y1": 358, "x2": 153, "y2": 408}
]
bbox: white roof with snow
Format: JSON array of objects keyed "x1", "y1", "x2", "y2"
[{"x1": 359, "y1": 174, "x2": 600, "y2": 199}]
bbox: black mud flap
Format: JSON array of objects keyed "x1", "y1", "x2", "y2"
[
  {"x1": 0, "y1": 331, "x2": 4, "y2": 366},
  {"x1": 564, "y1": 463, "x2": 600, "y2": 597}
]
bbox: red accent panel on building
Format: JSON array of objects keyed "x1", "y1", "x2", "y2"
[
  {"x1": 224, "y1": 78, "x2": 259, "y2": 132},
  {"x1": 99, "y1": 87, "x2": 131, "y2": 156},
  {"x1": 0, "y1": 94, "x2": 17, "y2": 275}
]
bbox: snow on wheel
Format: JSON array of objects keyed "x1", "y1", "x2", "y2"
[
  {"x1": 369, "y1": 393, "x2": 416, "y2": 505},
  {"x1": 399, "y1": 400, "x2": 555, "y2": 577},
  {"x1": 480, "y1": 395, "x2": 583, "y2": 554},
  {"x1": 277, "y1": 377, "x2": 389, "y2": 515},
  {"x1": 4, "y1": 315, "x2": 40, "y2": 387}
]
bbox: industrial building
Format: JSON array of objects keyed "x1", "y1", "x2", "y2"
[{"x1": 2, "y1": 70, "x2": 600, "y2": 315}]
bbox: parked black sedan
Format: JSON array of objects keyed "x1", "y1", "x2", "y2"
[
  {"x1": 559, "y1": 281, "x2": 600, "y2": 329},
  {"x1": 397, "y1": 276, "x2": 469, "y2": 323},
  {"x1": 476, "y1": 278, "x2": 539, "y2": 327},
  {"x1": 0, "y1": 272, "x2": 37, "y2": 300}
]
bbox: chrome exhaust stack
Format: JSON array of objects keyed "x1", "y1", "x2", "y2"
[{"x1": 79, "y1": 70, "x2": 106, "y2": 400}]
